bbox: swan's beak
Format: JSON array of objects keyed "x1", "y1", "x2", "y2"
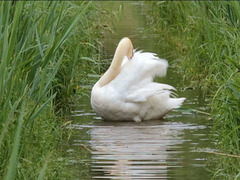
[{"x1": 130, "y1": 50, "x2": 134, "y2": 59}]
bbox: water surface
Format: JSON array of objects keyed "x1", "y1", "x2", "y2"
[{"x1": 62, "y1": 2, "x2": 213, "y2": 179}]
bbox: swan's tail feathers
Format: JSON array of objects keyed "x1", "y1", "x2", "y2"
[{"x1": 168, "y1": 97, "x2": 186, "y2": 109}]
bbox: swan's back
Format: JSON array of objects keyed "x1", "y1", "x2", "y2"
[{"x1": 91, "y1": 50, "x2": 185, "y2": 122}]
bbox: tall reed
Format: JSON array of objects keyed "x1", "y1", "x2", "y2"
[
  {"x1": 143, "y1": 1, "x2": 240, "y2": 178},
  {"x1": 0, "y1": 1, "x2": 109, "y2": 179}
]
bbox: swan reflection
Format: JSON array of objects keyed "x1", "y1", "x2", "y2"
[{"x1": 90, "y1": 120, "x2": 197, "y2": 179}]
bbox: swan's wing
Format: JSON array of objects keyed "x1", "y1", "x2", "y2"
[
  {"x1": 125, "y1": 82, "x2": 175, "y2": 103},
  {"x1": 133, "y1": 51, "x2": 168, "y2": 78},
  {"x1": 110, "y1": 51, "x2": 170, "y2": 93}
]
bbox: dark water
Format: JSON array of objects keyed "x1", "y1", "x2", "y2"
[{"x1": 62, "y1": 2, "x2": 213, "y2": 179}]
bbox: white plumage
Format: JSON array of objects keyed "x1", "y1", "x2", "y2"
[{"x1": 91, "y1": 38, "x2": 185, "y2": 122}]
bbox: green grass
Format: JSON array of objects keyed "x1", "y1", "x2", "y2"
[
  {"x1": 143, "y1": 1, "x2": 240, "y2": 179},
  {"x1": 0, "y1": 1, "x2": 111, "y2": 179}
]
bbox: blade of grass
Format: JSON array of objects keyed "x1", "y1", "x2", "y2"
[
  {"x1": 0, "y1": 2, "x2": 10, "y2": 104},
  {"x1": 7, "y1": 2, "x2": 24, "y2": 61},
  {"x1": 227, "y1": 82, "x2": 240, "y2": 99},
  {"x1": 26, "y1": 51, "x2": 64, "y2": 125},
  {"x1": 0, "y1": 100, "x2": 20, "y2": 151},
  {"x1": 43, "y1": 2, "x2": 91, "y2": 68},
  {"x1": 4, "y1": 100, "x2": 25, "y2": 180},
  {"x1": 28, "y1": 93, "x2": 56, "y2": 124},
  {"x1": 37, "y1": 159, "x2": 48, "y2": 180}
]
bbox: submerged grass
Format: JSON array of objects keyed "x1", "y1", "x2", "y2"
[
  {"x1": 0, "y1": 1, "x2": 110, "y2": 179},
  {"x1": 143, "y1": 1, "x2": 240, "y2": 179}
]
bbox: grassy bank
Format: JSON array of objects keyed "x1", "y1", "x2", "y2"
[
  {"x1": 0, "y1": 1, "x2": 110, "y2": 179},
  {"x1": 143, "y1": 1, "x2": 240, "y2": 179}
]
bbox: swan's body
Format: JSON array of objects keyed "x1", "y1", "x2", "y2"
[{"x1": 91, "y1": 37, "x2": 185, "y2": 122}]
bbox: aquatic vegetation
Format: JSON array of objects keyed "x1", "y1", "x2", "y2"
[
  {"x1": 0, "y1": 1, "x2": 110, "y2": 179},
  {"x1": 143, "y1": 1, "x2": 240, "y2": 178}
]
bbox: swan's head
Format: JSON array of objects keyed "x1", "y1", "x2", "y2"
[{"x1": 120, "y1": 37, "x2": 133, "y2": 59}]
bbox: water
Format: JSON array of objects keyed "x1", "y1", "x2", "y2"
[{"x1": 61, "y1": 2, "x2": 213, "y2": 179}]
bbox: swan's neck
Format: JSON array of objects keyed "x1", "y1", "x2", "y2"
[{"x1": 98, "y1": 38, "x2": 132, "y2": 87}]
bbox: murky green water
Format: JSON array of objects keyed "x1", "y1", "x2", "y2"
[{"x1": 61, "y1": 2, "x2": 213, "y2": 179}]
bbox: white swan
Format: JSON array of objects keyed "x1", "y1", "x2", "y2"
[{"x1": 91, "y1": 37, "x2": 185, "y2": 122}]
